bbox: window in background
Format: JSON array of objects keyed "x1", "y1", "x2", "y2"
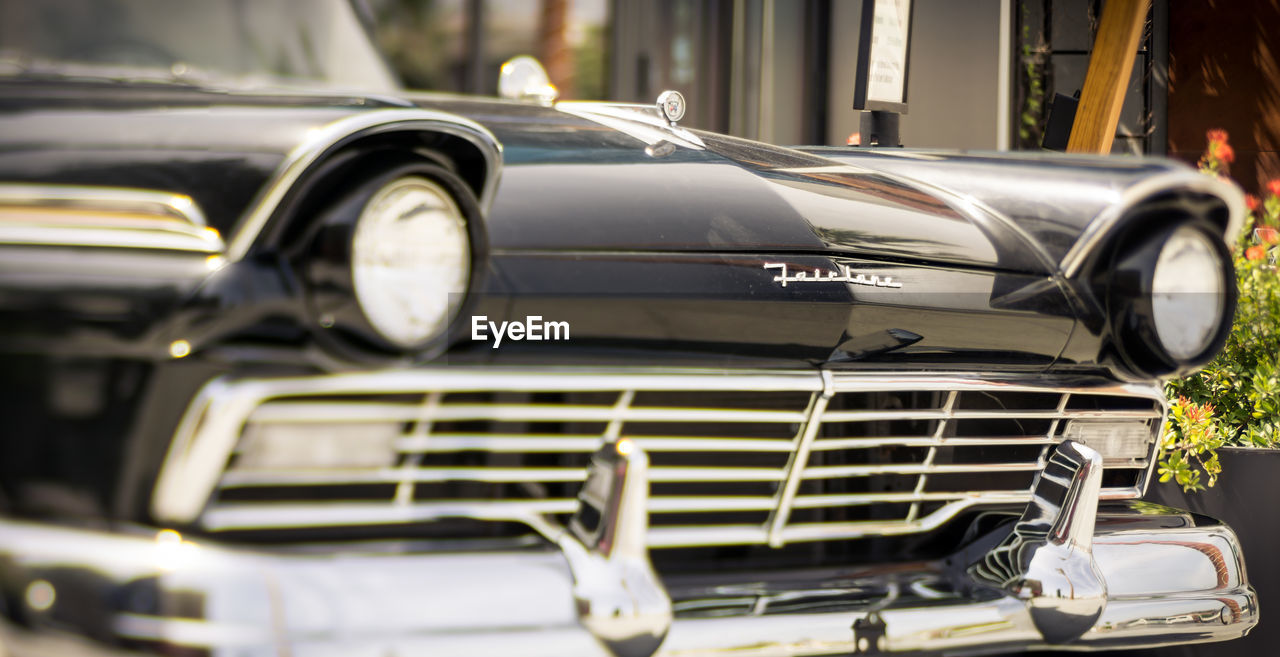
[
  {"x1": 610, "y1": 0, "x2": 733, "y2": 133},
  {"x1": 367, "y1": 0, "x2": 466, "y2": 91},
  {"x1": 1, "y1": 0, "x2": 396, "y2": 89},
  {"x1": 1013, "y1": 0, "x2": 1167, "y2": 155},
  {"x1": 366, "y1": 0, "x2": 607, "y2": 99}
]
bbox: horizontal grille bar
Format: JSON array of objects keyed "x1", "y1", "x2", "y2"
[
  {"x1": 791, "y1": 490, "x2": 1032, "y2": 508},
  {"x1": 395, "y1": 435, "x2": 796, "y2": 453},
  {"x1": 220, "y1": 465, "x2": 790, "y2": 487},
  {"x1": 819, "y1": 408, "x2": 1161, "y2": 422},
  {"x1": 799, "y1": 462, "x2": 1045, "y2": 479},
  {"x1": 250, "y1": 402, "x2": 809, "y2": 424},
  {"x1": 199, "y1": 486, "x2": 1147, "y2": 537},
  {"x1": 810, "y1": 435, "x2": 1060, "y2": 450}
]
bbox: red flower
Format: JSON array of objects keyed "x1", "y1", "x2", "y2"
[
  {"x1": 1247, "y1": 195, "x2": 1260, "y2": 212},
  {"x1": 1247, "y1": 245, "x2": 1267, "y2": 260},
  {"x1": 1207, "y1": 129, "x2": 1229, "y2": 144},
  {"x1": 1180, "y1": 397, "x2": 1215, "y2": 422},
  {"x1": 1218, "y1": 143, "x2": 1235, "y2": 163},
  {"x1": 1269, "y1": 179, "x2": 1280, "y2": 197}
]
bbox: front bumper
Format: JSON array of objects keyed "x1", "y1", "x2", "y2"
[{"x1": 0, "y1": 501, "x2": 1256, "y2": 657}]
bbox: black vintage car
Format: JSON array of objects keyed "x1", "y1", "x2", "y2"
[{"x1": 0, "y1": 1, "x2": 1257, "y2": 656}]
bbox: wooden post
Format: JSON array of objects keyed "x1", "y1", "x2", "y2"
[{"x1": 1066, "y1": 0, "x2": 1151, "y2": 154}]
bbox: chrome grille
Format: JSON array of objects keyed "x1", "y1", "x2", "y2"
[{"x1": 154, "y1": 370, "x2": 1164, "y2": 548}]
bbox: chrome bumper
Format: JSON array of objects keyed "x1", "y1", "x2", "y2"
[{"x1": 0, "y1": 444, "x2": 1258, "y2": 657}]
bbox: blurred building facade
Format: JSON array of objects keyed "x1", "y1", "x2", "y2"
[{"x1": 368, "y1": 0, "x2": 1279, "y2": 195}]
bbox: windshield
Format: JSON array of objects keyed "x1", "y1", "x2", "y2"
[{"x1": 0, "y1": 0, "x2": 398, "y2": 90}]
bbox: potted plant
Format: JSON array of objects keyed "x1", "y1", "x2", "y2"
[{"x1": 1160, "y1": 130, "x2": 1280, "y2": 491}]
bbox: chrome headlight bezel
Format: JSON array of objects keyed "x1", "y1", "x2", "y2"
[
  {"x1": 1150, "y1": 226, "x2": 1228, "y2": 360},
  {"x1": 350, "y1": 175, "x2": 471, "y2": 349},
  {"x1": 1106, "y1": 219, "x2": 1235, "y2": 377},
  {"x1": 304, "y1": 162, "x2": 484, "y2": 357}
]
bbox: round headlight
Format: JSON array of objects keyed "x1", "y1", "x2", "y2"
[
  {"x1": 1105, "y1": 217, "x2": 1234, "y2": 378},
  {"x1": 1151, "y1": 226, "x2": 1226, "y2": 359},
  {"x1": 351, "y1": 176, "x2": 470, "y2": 348}
]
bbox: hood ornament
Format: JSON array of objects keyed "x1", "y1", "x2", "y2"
[{"x1": 655, "y1": 90, "x2": 686, "y2": 126}]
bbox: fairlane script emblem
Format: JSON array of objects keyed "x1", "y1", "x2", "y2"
[{"x1": 764, "y1": 263, "x2": 903, "y2": 288}]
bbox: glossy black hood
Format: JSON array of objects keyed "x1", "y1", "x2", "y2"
[
  {"x1": 413, "y1": 96, "x2": 1051, "y2": 273},
  {"x1": 0, "y1": 80, "x2": 1133, "y2": 275}
]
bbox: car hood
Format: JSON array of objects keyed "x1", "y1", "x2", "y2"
[{"x1": 0, "y1": 81, "x2": 1209, "y2": 275}]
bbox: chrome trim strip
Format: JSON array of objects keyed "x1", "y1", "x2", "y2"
[
  {"x1": 1059, "y1": 171, "x2": 1247, "y2": 278},
  {"x1": 800, "y1": 461, "x2": 1044, "y2": 479},
  {"x1": 152, "y1": 368, "x2": 1166, "y2": 547},
  {"x1": 0, "y1": 184, "x2": 209, "y2": 225},
  {"x1": 811, "y1": 434, "x2": 1054, "y2": 449},
  {"x1": 905, "y1": 390, "x2": 957, "y2": 522},
  {"x1": 819, "y1": 408, "x2": 1161, "y2": 422},
  {"x1": 0, "y1": 225, "x2": 223, "y2": 253},
  {"x1": 765, "y1": 369, "x2": 833, "y2": 547},
  {"x1": 217, "y1": 465, "x2": 789, "y2": 487},
  {"x1": 196, "y1": 485, "x2": 1144, "y2": 536},
  {"x1": 224, "y1": 108, "x2": 503, "y2": 262},
  {"x1": 792, "y1": 490, "x2": 1032, "y2": 508},
  {"x1": 0, "y1": 183, "x2": 223, "y2": 253},
  {"x1": 399, "y1": 435, "x2": 798, "y2": 453},
  {"x1": 1141, "y1": 397, "x2": 1171, "y2": 499},
  {"x1": 248, "y1": 402, "x2": 811, "y2": 424}
]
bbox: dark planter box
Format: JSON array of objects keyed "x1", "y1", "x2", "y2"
[{"x1": 1132, "y1": 447, "x2": 1278, "y2": 656}]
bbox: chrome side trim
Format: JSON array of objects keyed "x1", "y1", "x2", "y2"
[
  {"x1": 0, "y1": 184, "x2": 209, "y2": 225},
  {"x1": 224, "y1": 108, "x2": 503, "y2": 261},
  {"x1": 0, "y1": 183, "x2": 223, "y2": 253},
  {"x1": 1059, "y1": 171, "x2": 1246, "y2": 278}
]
